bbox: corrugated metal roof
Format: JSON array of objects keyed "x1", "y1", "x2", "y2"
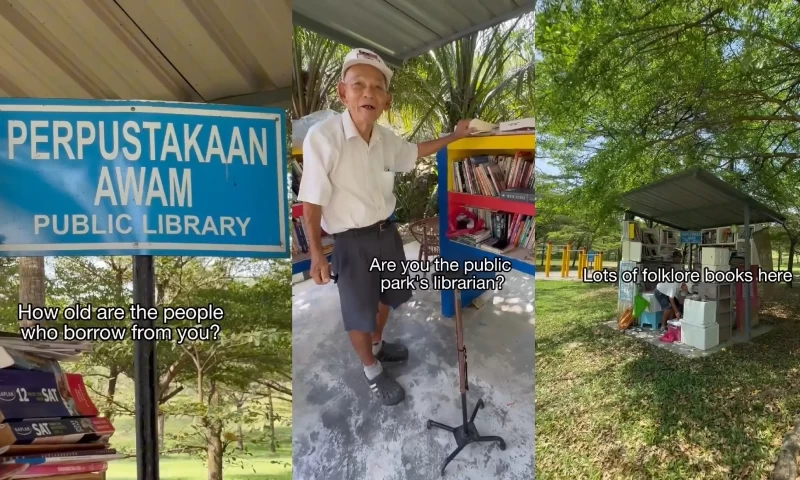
[
  {"x1": 0, "y1": 0, "x2": 291, "y2": 107},
  {"x1": 293, "y1": 0, "x2": 535, "y2": 66},
  {"x1": 619, "y1": 168, "x2": 785, "y2": 231}
]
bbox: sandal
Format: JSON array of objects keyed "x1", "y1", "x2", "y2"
[
  {"x1": 375, "y1": 340, "x2": 409, "y2": 363},
  {"x1": 366, "y1": 369, "x2": 405, "y2": 406}
]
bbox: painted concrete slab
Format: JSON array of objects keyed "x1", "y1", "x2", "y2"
[
  {"x1": 606, "y1": 321, "x2": 774, "y2": 358},
  {"x1": 292, "y1": 242, "x2": 534, "y2": 479}
]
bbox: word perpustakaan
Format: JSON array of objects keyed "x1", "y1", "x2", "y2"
[
  {"x1": 582, "y1": 267, "x2": 794, "y2": 284},
  {"x1": 6, "y1": 120, "x2": 268, "y2": 165}
]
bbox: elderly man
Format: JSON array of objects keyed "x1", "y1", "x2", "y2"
[{"x1": 297, "y1": 48, "x2": 474, "y2": 406}]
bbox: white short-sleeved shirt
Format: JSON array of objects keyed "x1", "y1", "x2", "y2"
[
  {"x1": 656, "y1": 282, "x2": 680, "y2": 298},
  {"x1": 297, "y1": 110, "x2": 418, "y2": 234}
]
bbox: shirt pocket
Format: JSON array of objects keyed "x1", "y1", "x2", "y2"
[{"x1": 381, "y1": 171, "x2": 395, "y2": 197}]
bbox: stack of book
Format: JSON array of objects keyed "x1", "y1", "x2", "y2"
[
  {"x1": 468, "y1": 118, "x2": 535, "y2": 136},
  {"x1": 0, "y1": 333, "x2": 123, "y2": 480},
  {"x1": 451, "y1": 209, "x2": 535, "y2": 255},
  {"x1": 451, "y1": 153, "x2": 534, "y2": 201}
]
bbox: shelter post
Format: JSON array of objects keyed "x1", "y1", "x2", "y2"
[
  {"x1": 744, "y1": 205, "x2": 751, "y2": 341},
  {"x1": 132, "y1": 255, "x2": 159, "y2": 480}
]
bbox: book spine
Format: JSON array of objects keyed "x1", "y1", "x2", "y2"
[
  {"x1": 19, "y1": 461, "x2": 108, "y2": 477},
  {"x1": 499, "y1": 191, "x2": 535, "y2": 203}
]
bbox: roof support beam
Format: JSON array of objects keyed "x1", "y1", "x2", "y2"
[
  {"x1": 209, "y1": 87, "x2": 292, "y2": 108},
  {"x1": 292, "y1": 12, "x2": 404, "y2": 67}
]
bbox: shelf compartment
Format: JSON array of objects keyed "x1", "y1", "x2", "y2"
[{"x1": 448, "y1": 191, "x2": 535, "y2": 216}]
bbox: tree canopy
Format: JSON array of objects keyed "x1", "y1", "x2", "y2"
[{"x1": 536, "y1": 0, "x2": 800, "y2": 264}]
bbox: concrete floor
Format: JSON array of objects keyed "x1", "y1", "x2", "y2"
[
  {"x1": 606, "y1": 320, "x2": 774, "y2": 357},
  {"x1": 292, "y1": 242, "x2": 534, "y2": 480}
]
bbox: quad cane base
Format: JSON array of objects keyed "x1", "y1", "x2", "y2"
[
  {"x1": 427, "y1": 272, "x2": 506, "y2": 475},
  {"x1": 427, "y1": 395, "x2": 506, "y2": 475}
]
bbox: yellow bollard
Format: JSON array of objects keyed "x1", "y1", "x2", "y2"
[
  {"x1": 563, "y1": 243, "x2": 571, "y2": 277},
  {"x1": 578, "y1": 249, "x2": 585, "y2": 279},
  {"x1": 545, "y1": 242, "x2": 552, "y2": 277}
]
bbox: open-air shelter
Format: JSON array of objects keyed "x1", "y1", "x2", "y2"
[
  {"x1": 618, "y1": 167, "x2": 786, "y2": 341},
  {"x1": 293, "y1": 0, "x2": 535, "y2": 66}
]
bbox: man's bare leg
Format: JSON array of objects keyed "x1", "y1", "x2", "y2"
[
  {"x1": 372, "y1": 302, "x2": 390, "y2": 345},
  {"x1": 660, "y1": 308, "x2": 673, "y2": 329},
  {"x1": 349, "y1": 330, "x2": 376, "y2": 366},
  {"x1": 370, "y1": 303, "x2": 409, "y2": 362}
]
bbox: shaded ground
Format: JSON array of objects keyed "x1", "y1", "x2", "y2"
[{"x1": 535, "y1": 281, "x2": 800, "y2": 479}]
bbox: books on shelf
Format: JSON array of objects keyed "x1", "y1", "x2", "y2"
[
  {"x1": 450, "y1": 208, "x2": 535, "y2": 256},
  {"x1": 452, "y1": 153, "x2": 534, "y2": 199},
  {"x1": 0, "y1": 339, "x2": 121, "y2": 479},
  {"x1": 291, "y1": 218, "x2": 333, "y2": 257},
  {"x1": 291, "y1": 158, "x2": 303, "y2": 204}
]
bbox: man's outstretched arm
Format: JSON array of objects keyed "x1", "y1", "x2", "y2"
[{"x1": 416, "y1": 120, "x2": 475, "y2": 159}]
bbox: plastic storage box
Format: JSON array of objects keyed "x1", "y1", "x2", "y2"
[
  {"x1": 681, "y1": 322, "x2": 719, "y2": 350},
  {"x1": 682, "y1": 299, "x2": 717, "y2": 326}
]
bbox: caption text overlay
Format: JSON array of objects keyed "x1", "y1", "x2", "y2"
[
  {"x1": 370, "y1": 257, "x2": 513, "y2": 292},
  {"x1": 582, "y1": 266, "x2": 794, "y2": 284},
  {"x1": 17, "y1": 303, "x2": 223, "y2": 344}
]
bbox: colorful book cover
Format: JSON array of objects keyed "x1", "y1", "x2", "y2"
[{"x1": 0, "y1": 371, "x2": 98, "y2": 423}]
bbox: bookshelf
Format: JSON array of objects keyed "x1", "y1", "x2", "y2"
[
  {"x1": 290, "y1": 145, "x2": 334, "y2": 275},
  {"x1": 437, "y1": 134, "x2": 536, "y2": 318}
]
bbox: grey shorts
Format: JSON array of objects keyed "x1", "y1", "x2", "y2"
[{"x1": 331, "y1": 220, "x2": 413, "y2": 332}]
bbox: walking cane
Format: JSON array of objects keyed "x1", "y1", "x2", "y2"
[{"x1": 426, "y1": 267, "x2": 506, "y2": 475}]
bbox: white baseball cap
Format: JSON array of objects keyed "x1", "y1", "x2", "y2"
[{"x1": 341, "y1": 48, "x2": 393, "y2": 87}]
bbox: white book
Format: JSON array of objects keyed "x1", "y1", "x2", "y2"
[{"x1": 499, "y1": 118, "x2": 535, "y2": 131}]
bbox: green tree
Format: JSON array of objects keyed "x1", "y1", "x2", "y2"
[
  {"x1": 291, "y1": 27, "x2": 348, "y2": 119},
  {"x1": 537, "y1": 0, "x2": 800, "y2": 218},
  {"x1": 390, "y1": 13, "x2": 535, "y2": 141},
  {"x1": 162, "y1": 261, "x2": 292, "y2": 480}
]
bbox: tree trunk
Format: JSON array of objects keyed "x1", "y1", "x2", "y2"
[
  {"x1": 268, "y1": 387, "x2": 276, "y2": 453},
  {"x1": 788, "y1": 238, "x2": 797, "y2": 288},
  {"x1": 206, "y1": 386, "x2": 223, "y2": 480},
  {"x1": 158, "y1": 413, "x2": 166, "y2": 452},
  {"x1": 236, "y1": 397, "x2": 244, "y2": 451},
  {"x1": 103, "y1": 367, "x2": 120, "y2": 421},
  {"x1": 778, "y1": 248, "x2": 782, "y2": 270},
  {"x1": 18, "y1": 257, "x2": 45, "y2": 328},
  {"x1": 206, "y1": 424, "x2": 223, "y2": 480}
]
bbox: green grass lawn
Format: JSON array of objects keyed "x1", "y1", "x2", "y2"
[
  {"x1": 106, "y1": 416, "x2": 291, "y2": 480},
  {"x1": 535, "y1": 281, "x2": 800, "y2": 479}
]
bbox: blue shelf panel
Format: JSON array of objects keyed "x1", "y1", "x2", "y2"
[{"x1": 292, "y1": 252, "x2": 333, "y2": 275}]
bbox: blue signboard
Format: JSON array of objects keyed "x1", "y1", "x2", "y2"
[
  {"x1": 0, "y1": 99, "x2": 288, "y2": 258},
  {"x1": 680, "y1": 231, "x2": 701, "y2": 244}
]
